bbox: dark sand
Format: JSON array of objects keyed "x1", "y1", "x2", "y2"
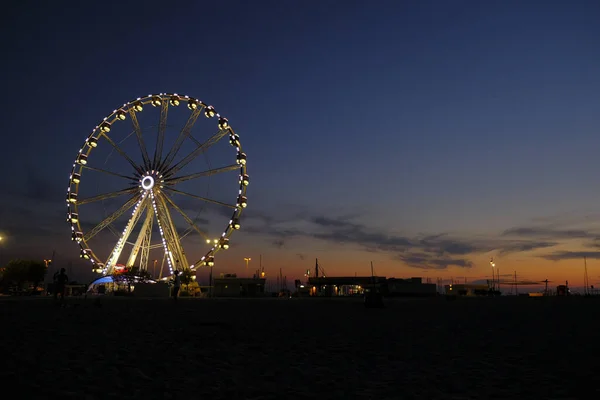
[{"x1": 1, "y1": 296, "x2": 599, "y2": 399}]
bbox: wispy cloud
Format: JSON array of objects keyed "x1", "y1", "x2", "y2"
[
  {"x1": 502, "y1": 226, "x2": 596, "y2": 240},
  {"x1": 540, "y1": 251, "x2": 600, "y2": 261},
  {"x1": 241, "y1": 212, "x2": 564, "y2": 270}
]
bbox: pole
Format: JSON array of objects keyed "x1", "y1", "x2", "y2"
[
  {"x1": 497, "y1": 267, "x2": 500, "y2": 292},
  {"x1": 209, "y1": 265, "x2": 213, "y2": 298}
]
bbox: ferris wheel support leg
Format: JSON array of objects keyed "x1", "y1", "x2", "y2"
[
  {"x1": 155, "y1": 193, "x2": 189, "y2": 273},
  {"x1": 126, "y1": 204, "x2": 153, "y2": 269},
  {"x1": 159, "y1": 253, "x2": 166, "y2": 280},
  {"x1": 104, "y1": 194, "x2": 148, "y2": 275},
  {"x1": 139, "y1": 215, "x2": 153, "y2": 272}
]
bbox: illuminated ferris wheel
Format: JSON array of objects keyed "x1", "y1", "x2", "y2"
[{"x1": 65, "y1": 93, "x2": 248, "y2": 278}]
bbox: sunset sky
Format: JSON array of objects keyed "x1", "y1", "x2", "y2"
[{"x1": 2, "y1": 0, "x2": 600, "y2": 289}]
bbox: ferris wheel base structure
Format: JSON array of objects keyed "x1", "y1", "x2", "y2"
[{"x1": 65, "y1": 93, "x2": 248, "y2": 279}]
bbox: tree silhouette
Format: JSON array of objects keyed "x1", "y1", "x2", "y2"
[{"x1": 1, "y1": 259, "x2": 47, "y2": 291}]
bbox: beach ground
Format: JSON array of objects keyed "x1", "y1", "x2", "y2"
[{"x1": 1, "y1": 296, "x2": 598, "y2": 399}]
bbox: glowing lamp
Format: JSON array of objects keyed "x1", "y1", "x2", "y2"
[
  {"x1": 236, "y1": 152, "x2": 247, "y2": 165},
  {"x1": 77, "y1": 154, "x2": 88, "y2": 165},
  {"x1": 151, "y1": 96, "x2": 162, "y2": 107},
  {"x1": 68, "y1": 212, "x2": 79, "y2": 223},
  {"x1": 72, "y1": 231, "x2": 83, "y2": 242},
  {"x1": 204, "y1": 106, "x2": 216, "y2": 118},
  {"x1": 99, "y1": 121, "x2": 111, "y2": 133},
  {"x1": 87, "y1": 136, "x2": 98, "y2": 148},
  {"x1": 218, "y1": 117, "x2": 229, "y2": 129},
  {"x1": 187, "y1": 99, "x2": 198, "y2": 110}
]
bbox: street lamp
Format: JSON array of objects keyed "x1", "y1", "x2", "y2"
[
  {"x1": 244, "y1": 257, "x2": 251, "y2": 278},
  {"x1": 0, "y1": 235, "x2": 4, "y2": 267},
  {"x1": 490, "y1": 257, "x2": 496, "y2": 291}
]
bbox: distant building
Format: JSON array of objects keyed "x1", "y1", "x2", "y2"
[
  {"x1": 307, "y1": 276, "x2": 386, "y2": 297},
  {"x1": 306, "y1": 276, "x2": 437, "y2": 297},
  {"x1": 444, "y1": 283, "x2": 489, "y2": 296},
  {"x1": 387, "y1": 277, "x2": 436, "y2": 297},
  {"x1": 212, "y1": 273, "x2": 266, "y2": 297}
]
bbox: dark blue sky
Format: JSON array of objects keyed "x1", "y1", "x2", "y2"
[{"x1": 2, "y1": 0, "x2": 600, "y2": 284}]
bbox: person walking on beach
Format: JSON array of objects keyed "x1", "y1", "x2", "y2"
[
  {"x1": 54, "y1": 268, "x2": 69, "y2": 304},
  {"x1": 172, "y1": 270, "x2": 181, "y2": 301}
]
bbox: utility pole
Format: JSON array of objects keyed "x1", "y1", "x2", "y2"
[
  {"x1": 584, "y1": 257, "x2": 589, "y2": 296},
  {"x1": 490, "y1": 258, "x2": 496, "y2": 291}
]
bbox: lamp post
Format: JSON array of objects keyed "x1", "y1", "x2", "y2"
[
  {"x1": 490, "y1": 257, "x2": 496, "y2": 291},
  {"x1": 244, "y1": 257, "x2": 251, "y2": 278},
  {"x1": 0, "y1": 235, "x2": 4, "y2": 267}
]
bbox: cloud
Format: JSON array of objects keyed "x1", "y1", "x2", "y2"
[
  {"x1": 395, "y1": 252, "x2": 474, "y2": 270},
  {"x1": 272, "y1": 239, "x2": 285, "y2": 248},
  {"x1": 497, "y1": 240, "x2": 557, "y2": 255},
  {"x1": 237, "y1": 210, "x2": 600, "y2": 270},
  {"x1": 502, "y1": 226, "x2": 596, "y2": 240},
  {"x1": 243, "y1": 213, "x2": 501, "y2": 270},
  {"x1": 539, "y1": 251, "x2": 600, "y2": 261}
]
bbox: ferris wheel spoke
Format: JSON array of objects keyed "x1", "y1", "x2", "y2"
[
  {"x1": 100, "y1": 132, "x2": 144, "y2": 175},
  {"x1": 179, "y1": 227, "x2": 194, "y2": 240},
  {"x1": 162, "y1": 192, "x2": 210, "y2": 241},
  {"x1": 152, "y1": 100, "x2": 169, "y2": 170},
  {"x1": 164, "y1": 164, "x2": 239, "y2": 185},
  {"x1": 81, "y1": 164, "x2": 138, "y2": 182},
  {"x1": 83, "y1": 195, "x2": 141, "y2": 242},
  {"x1": 78, "y1": 187, "x2": 139, "y2": 206},
  {"x1": 163, "y1": 187, "x2": 237, "y2": 209},
  {"x1": 160, "y1": 107, "x2": 202, "y2": 171},
  {"x1": 104, "y1": 195, "x2": 148, "y2": 273},
  {"x1": 106, "y1": 224, "x2": 120, "y2": 237},
  {"x1": 126, "y1": 205, "x2": 154, "y2": 269},
  {"x1": 163, "y1": 129, "x2": 230, "y2": 177},
  {"x1": 128, "y1": 109, "x2": 152, "y2": 171},
  {"x1": 152, "y1": 193, "x2": 189, "y2": 273}
]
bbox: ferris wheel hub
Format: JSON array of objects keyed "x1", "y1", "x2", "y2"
[{"x1": 141, "y1": 175, "x2": 155, "y2": 190}]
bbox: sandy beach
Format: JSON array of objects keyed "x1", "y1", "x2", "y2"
[{"x1": 1, "y1": 296, "x2": 598, "y2": 399}]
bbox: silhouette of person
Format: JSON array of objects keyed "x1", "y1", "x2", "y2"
[
  {"x1": 54, "y1": 268, "x2": 69, "y2": 303},
  {"x1": 172, "y1": 270, "x2": 181, "y2": 301}
]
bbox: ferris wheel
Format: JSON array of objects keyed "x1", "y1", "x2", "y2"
[{"x1": 65, "y1": 93, "x2": 248, "y2": 278}]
